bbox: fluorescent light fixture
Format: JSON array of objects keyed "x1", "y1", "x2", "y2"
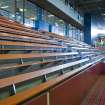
[
  {"x1": 1, "y1": 6, "x2": 9, "y2": 9},
  {"x1": 59, "y1": 19, "x2": 63, "y2": 22},
  {"x1": 48, "y1": 14, "x2": 54, "y2": 17},
  {"x1": 19, "y1": 8, "x2": 27, "y2": 12},
  {"x1": 102, "y1": 13, "x2": 105, "y2": 16},
  {"x1": 19, "y1": 8, "x2": 23, "y2": 12},
  {"x1": 30, "y1": 17, "x2": 35, "y2": 20}
]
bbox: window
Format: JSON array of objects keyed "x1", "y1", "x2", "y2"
[
  {"x1": 68, "y1": 24, "x2": 73, "y2": 38},
  {"x1": 52, "y1": 17, "x2": 65, "y2": 35},
  {"x1": 80, "y1": 31, "x2": 84, "y2": 41},
  {"x1": 15, "y1": 0, "x2": 24, "y2": 24},
  {"x1": 24, "y1": 1, "x2": 37, "y2": 27},
  {"x1": 43, "y1": 11, "x2": 55, "y2": 25},
  {"x1": 0, "y1": 0, "x2": 15, "y2": 20}
]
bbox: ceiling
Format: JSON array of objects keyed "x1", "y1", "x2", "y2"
[
  {"x1": 65, "y1": 0, "x2": 105, "y2": 14},
  {"x1": 65, "y1": 0, "x2": 105, "y2": 30}
]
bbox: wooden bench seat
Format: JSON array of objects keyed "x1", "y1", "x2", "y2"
[
  {"x1": 0, "y1": 32, "x2": 60, "y2": 45},
  {"x1": 0, "y1": 16, "x2": 26, "y2": 27},
  {"x1": 0, "y1": 16, "x2": 87, "y2": 47},
  {"x1": 0, "y1": 41, "x2": 66, "y2": 49},
  {"x1": 42, "y1": 33, "x2": 91, "y2": 49},
  {"x1": 0, "y1": 16, "x2": 91, "y2": 48},
  {"x1": 41, "y1": 31, "x2": 91, "y2": 48},
  {"x1": 0, "y1": 23, "x2": 90, "y2": 48},
  {"x1": 0, "y1": 58, "x2": 89, "y2": 88},
  {"x1": 0, "y1": 16, "x2": 40, "y2": 34},
  {"x1": 0, "y1": 16, "x2": 41, "y2": 33},
  {"x1": 0, "y1": 19, "x2": 66, "y2": 44},
  {"x1": 0, "y1": 60, "x2": 102, "y2": 105},
  {"x1": 0, "y1": 27, "x2": 74, "y2": 47},
  {"x1": 0, "y1": 27, "x2": 71, "y2": 47},
  {"x1": 0, "y1": 27, "x2": 49, "y2": 39},
  {"x1": 0, "y1": 52, "x2": 78, "y2": 60},
  {"x1": 0, "y1": 52, "x2": 79, "y2": 77},
  {"x1": 0, "y1": 16, "x2": 103, "y2": 105},
  {"x1": 0, "y1": 55, "x2": 81, "y2": 71},
  {"x1": 0, "y1": 25, "x2": 91, "y2": 49},
  {"x1": 0, "y1": 56, "x2": 91, "y2": 102}
]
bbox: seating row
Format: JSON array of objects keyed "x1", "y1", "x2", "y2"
[{"x1": 0, "y1": 16, "x2": 104, "y2": 105}]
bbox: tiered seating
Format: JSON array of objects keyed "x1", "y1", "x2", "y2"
[{"x1": 0, "y1": 16, "x2": 104, "y2": 105}]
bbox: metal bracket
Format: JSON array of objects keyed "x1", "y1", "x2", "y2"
[
  {"x1": 60, "y1": 70, "x2": 64, "y2": 75},
  {"x1": 43, "y1": 75, "x2": 47, "y2": 82},
  {"x1": 20, "y1": 58, "x2": 24, "y2": 64},
  {"x1": 1, "y1": 45, "x2": 4, "y2": 49},
  {"x1": 10, "y1": 84, "x2": 16, "y2": 96}
]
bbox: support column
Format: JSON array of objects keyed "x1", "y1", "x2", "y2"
[
  {"x1": 84, "y1": 13, "x2": 91, "y2": 45},
  {"x1": 65, "y1": 23, "x2": 69, "y2": 37},
  {"x1": 37, "y1": 7, "x2": 43, "y2": 21}
]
